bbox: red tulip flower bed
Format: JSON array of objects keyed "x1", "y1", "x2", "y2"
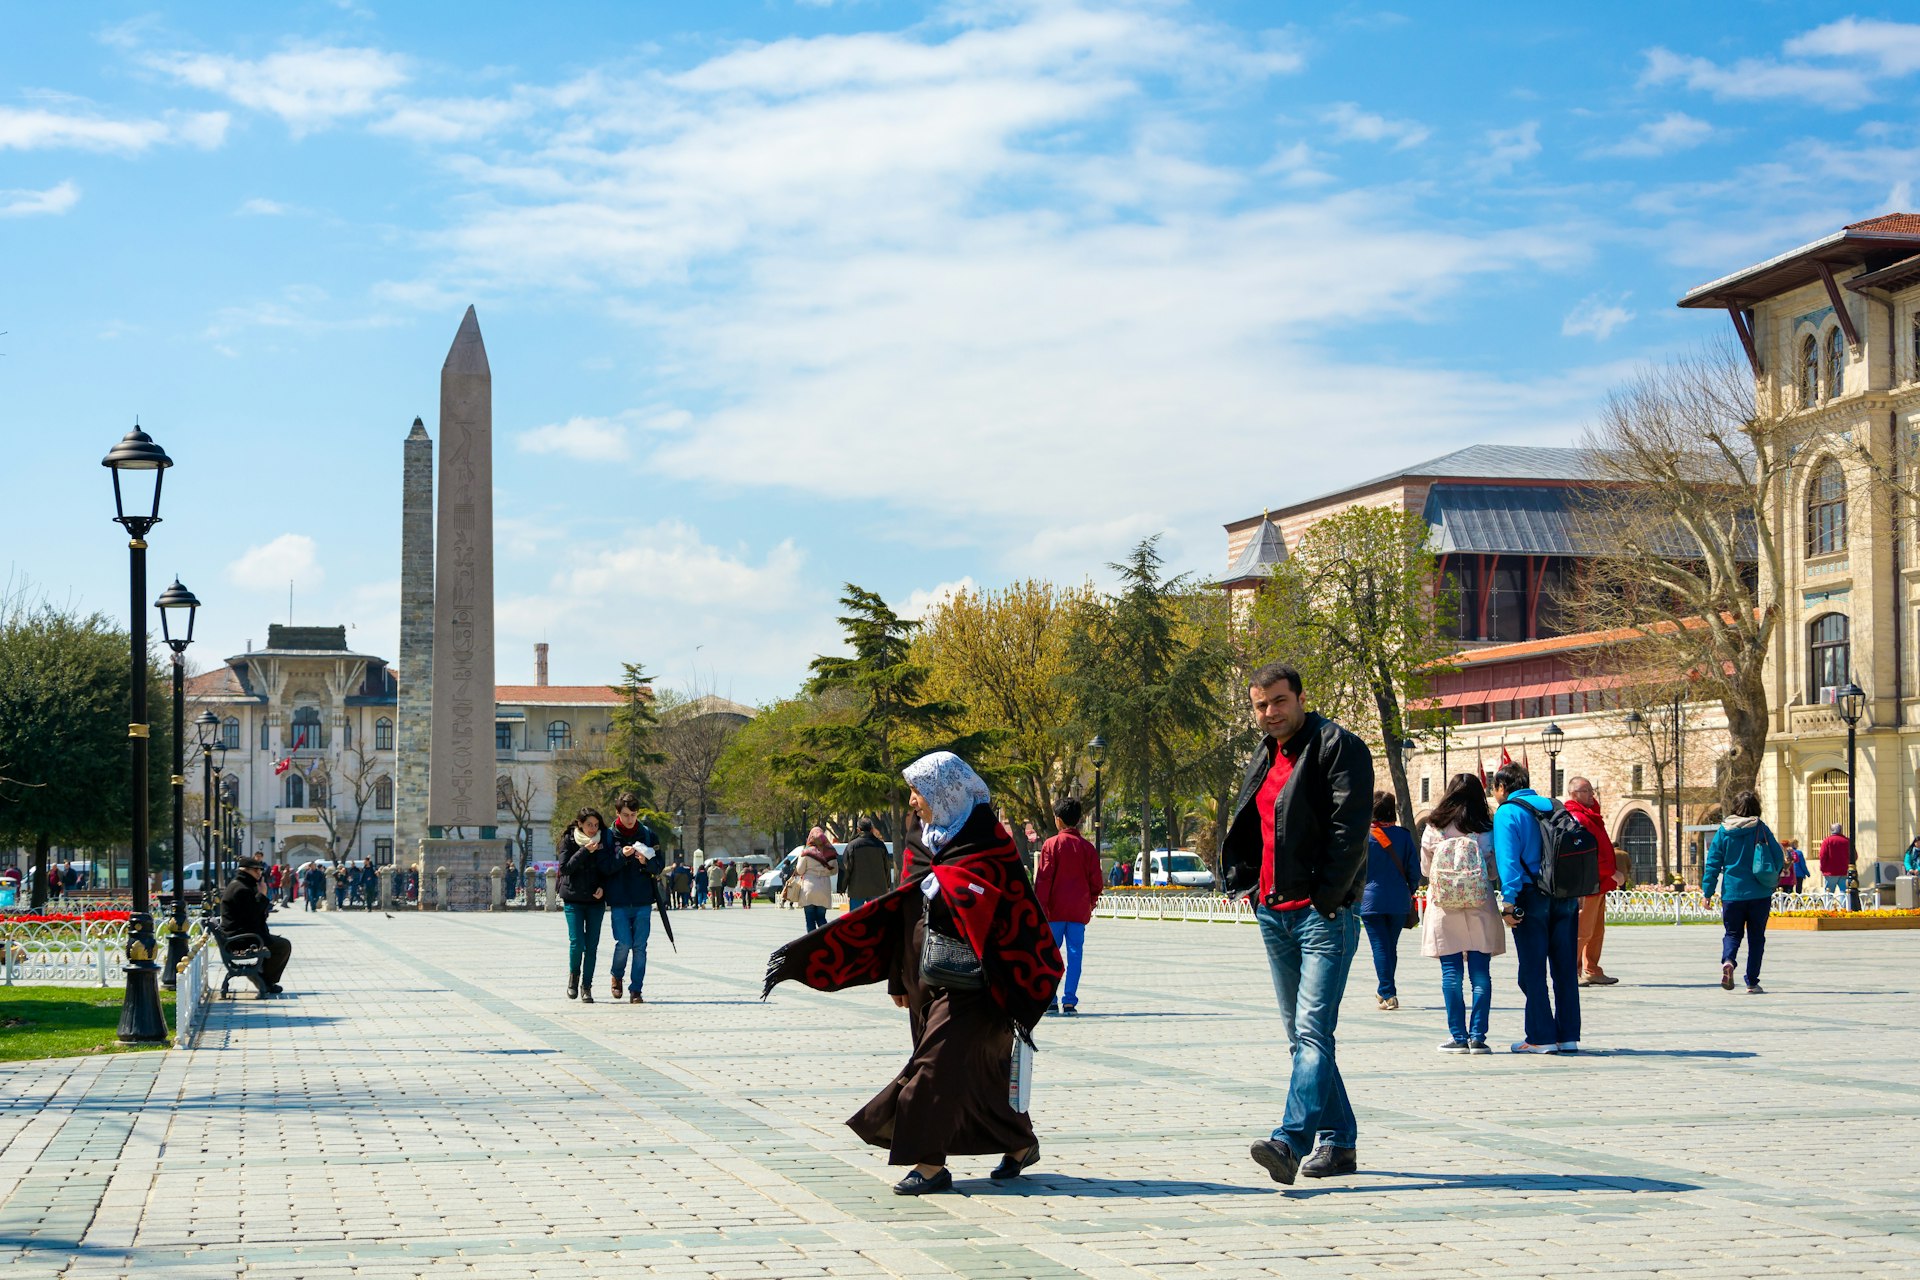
[{"x1": 0, "y1": 911, "x2": 132, "y2": 925}]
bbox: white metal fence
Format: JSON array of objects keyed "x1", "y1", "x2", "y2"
[
  {"x1": 1091, "y1": 889, "x2": 1853, "y2": 926},
  {"x1": 0, "y1": 916, "x2": 205, "y2": 986},
  {"x1": 172, "y1": 937, "x2": 211, "y2": 1049}
]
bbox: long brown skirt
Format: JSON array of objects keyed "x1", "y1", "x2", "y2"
[{"x1": 847, "y1": 985, "x2": 1037, "y2": 1167}]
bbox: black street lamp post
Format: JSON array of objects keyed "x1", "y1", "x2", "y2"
[
  {"x1": 103, "y1": 425, "x2": 172, "y2": 1043},
  {"x1": 1836, "y1": 682, "x2": 1866, "y2": 911},
  {"x1": 195, "y1": 711, "x2": 219, "y2": 920},
  {"x1": 156, "y1": 579, "x2": 200, "y2": 989},
  {"x1": 212, "y1": 737, "x2": 231, "y2": 888},
  {"x1": 1087, "y1": 735, "x2": 1107, "y2": 870},
  {"x1": 1540, "y1": 723, "x2": 1565, "y2": 799}
]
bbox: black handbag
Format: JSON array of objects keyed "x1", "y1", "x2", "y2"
[{"x1": 921, "y1": 924, "x2": 985, "y2": 990}]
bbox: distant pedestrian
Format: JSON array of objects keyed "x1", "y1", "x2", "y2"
[
  {"x1": 1492, "y1": 763, "x2": 1580, "y2": 1055},
  {"x1": 1035, "y1": 797, "x2": 1102, "y2": 1015},
  {"x1": 332, "y1": 865, "x2": 349, "y2": 909},
  {"x1": 723, "y1": 861, "x2": 739, "y2": 907},
  {"x1": 559, "y1": 809, "x2": 610, "y2": 1003},
  {"x1": 795, "y1": 830, "x2": 837, "y2": 932},
  {"x1": 1563, "y1": 777, "x2": 1621, "y2": 986},
  {"x1": 302, "y1": 863, "x2": 325, "y2": 911},
  {"x1": 1221, "y1": 662, "x2": 1373, "y2": 1185},
  {"x1": 1419, "y1": 774, "x2": 1504, "y2": 1053},
  {"x1": 1702, "y1": 790, "x2": 1784, "y2": 995},
  {"x1": 739, "y1": 865, "x2": 758, "y2": 908},
  {"x1": 839, "y1": 817, "x2": 894, "y2": 912},
  {"x1": 1781, "y1": 839, "x2": 1808, "y2": 893},
  {"x1": 504, "y1": 860, "x2": 520, "y2": 904},
  {"x1": 1359, "y1": 791, "x2": 1420, "y2": 1011},
  {"x1": 406, "y1": 865, "x2": 419, "y2": 903},
  {"x1": 1902, "y1": 836, "x2": 1920, "y2": 877},
  {"x1": 671, "y1": 858, "x2": 692, "y2": 909},
  {"x1": 694, "y1": 863, "x2": 710, "y2": 909},
  {"x1": 1109, "y1": 861, "x2": 1124, "y2": 888},
  {"x1": 1818, "y1": 824, "x2": 1851, "y2": 893}
]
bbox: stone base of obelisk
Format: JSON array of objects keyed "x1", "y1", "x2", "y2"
[{"x1": 417, "y1": 838, "x2": 514, "y2": 911}]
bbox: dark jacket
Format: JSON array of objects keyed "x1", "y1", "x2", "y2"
[
  {"x1": 1221, "y1": 712, "x2": 1375, "y2": 917},
  {"x1": 598, "y1": 821, "x2": 666, "y2": 907},
  {"x1": 1359, "y1": 823, "x2": 1420, "y2": 916},
  {"x1": 558, "y1": 828, "x2": 609, "y2": 905},
  {"x1": 838, "y1": 833, "x2": 894, "y2": 900},
  {"x1": 220, "y1": 872, "x2": 272, "y2": 939}
]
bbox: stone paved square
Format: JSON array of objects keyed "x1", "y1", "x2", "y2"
[{"x1": 2, "y1": 909, "x2": 1916, "y2": 1278}]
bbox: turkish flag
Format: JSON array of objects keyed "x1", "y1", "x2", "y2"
[{"x1": 274, "y1": 758, "x2": 292, "y2": 776}]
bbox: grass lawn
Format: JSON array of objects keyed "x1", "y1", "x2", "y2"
[{"x1": 0, "y1": 986, "x2": 177, "y2": 1062}]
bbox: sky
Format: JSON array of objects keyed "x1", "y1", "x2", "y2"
[{"x1": 6, "y1": 1, "x2": 1920, "y2": 702}]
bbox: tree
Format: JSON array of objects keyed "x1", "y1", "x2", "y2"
[
  {"x1": 917, "y1": 580, "x2": 1093, "y2": 841},
  {"x1": 1250, "y1": 505, "x2": 1455, "y2": 829},
  {"x1": 714, "y1": 696, "x2": 824, "y2": 847},
  {"x1": 1571, "y1": 345, "x2": 1794, "y2": 800},
  {"x1": 652, "y1": 688, "x2": 747, "y2": 855},
  {"x1": 0, "y1": 597, "x2": 172, "y2": 907},
  {"x1": 1062, "y1": 539, "x2": 1230, "y2": 867},
  {"x1": 784, "y1": 585, "x2": 992, "y2": 845},
  {"x1": 497, "y1": 772, "x2": 539, "y2": 870},
  {"x1": 297, "y1": 747, "x2": 381, "y2": 860},
  {"x1": 601, "y1": 663, "x2": 667, "y2": 806}
]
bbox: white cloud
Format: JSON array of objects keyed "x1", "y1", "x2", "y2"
[
  {"x1": 1481, "y1": 121, "x2": 1540, "y2": 173},
  {"x1": 1320, "y1": 102, "x2": 1429, "y2": 150},
  {"x1": 227, "y1": 534, "x2": 322, "y2": 590},
  {"x1": 1639, "y1": 21, "x2": 1920, "y2": 112},
  {"x1": 1561, "y1": 293, "x2": 1634, "y2": 340},
  {"x1": 517, "y1": 416, "x2": 631, "y2": 461},
  {"x1": 1784, "y1": 18, "x2": 1920, "y2": 77},
  {"x1": 1591, "y1": 111, "x2": 1714, "y2": 159},
  {"x1": 552, "y1": 521, "x2": 806, "y2": 609},
  {"x1": 0, "y1": 105, "x2": 227, "y2": 152},
  {"x1": 236, "y1": 197, "x2": 290, "y2": 216},
  {"x1": 0, "y1": 181, "x2": 80, "y2": 217},
  {"x1": 145, "y1": 45, "x2": 409, "y2": 132},
  {"x1": 902, "y1": 577, "x2": 977, "y2": 620},
  {"x1": 371, "y1": 96, "x2": 525, "y2": 142}
]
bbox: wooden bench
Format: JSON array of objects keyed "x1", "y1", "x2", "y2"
[{"x1": 207, "y1": 923, "x2": 272, "y2": 999}]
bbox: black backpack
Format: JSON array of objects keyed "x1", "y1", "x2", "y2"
[{"x1": 1500, "y1": 798, "x2": 1601, "y2": 899}]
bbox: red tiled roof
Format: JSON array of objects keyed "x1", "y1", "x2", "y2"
[
  {"x1": 494, "y1": 685, "x2": 625, "y2": 704},
  {"x1": 1844, "y1": 212, "x2": 1920, "y2": 236},
  {"x1": 185, "y1": 667, "x2": 245, "y2": 697}
]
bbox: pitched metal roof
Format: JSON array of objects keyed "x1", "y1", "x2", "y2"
[
  {"x1": 1349, "y1": 445, "x2": 1597, "y2": 493},
  {"x1": 1424, "y1": 484, "x2": 1603, "y2": 556},
  {"x1": 1219, "y1": 516, "x2": 1287, "y2": 583}
]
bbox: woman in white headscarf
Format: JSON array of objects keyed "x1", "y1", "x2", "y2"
[{"x1": 764, "y1": 752, "x2": 1062, "y2": 1195}]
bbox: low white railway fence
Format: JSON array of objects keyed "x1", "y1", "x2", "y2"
[{"x1": 1091, "y1": 889, "x2": 1852, "y2": 926}]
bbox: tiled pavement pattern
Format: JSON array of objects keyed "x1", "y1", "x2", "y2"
[{"x1": 1, "y1": 909, "x2": 1917, "y2": 1279}]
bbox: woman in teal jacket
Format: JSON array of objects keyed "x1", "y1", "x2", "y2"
[{"x1": 1701, "y1": 790, "x2": 1785, "y2": 994}]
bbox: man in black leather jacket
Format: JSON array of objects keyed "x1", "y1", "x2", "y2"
[
  {"x1": 1220, "y1": 662, "x2": 1373, "y2": 1187},
  {"x1": 219, "y1": 856, "x2": 291, "y2": 993}
]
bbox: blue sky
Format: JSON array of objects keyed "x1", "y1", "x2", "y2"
[{"x1": 6, "y1": 2, "x2": 1920, "y2": 701}]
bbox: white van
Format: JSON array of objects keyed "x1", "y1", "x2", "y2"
[{"x1": 1133, "y1": 849, "x2": 1216, "y2": 889}]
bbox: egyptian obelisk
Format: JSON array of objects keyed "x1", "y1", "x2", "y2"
[{"x1": 395, "y1": 417, "x2": 434, "y2": 867}]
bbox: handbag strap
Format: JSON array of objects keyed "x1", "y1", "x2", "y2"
[{"x1": 1374, "y1": 825, "x2": 1415, "y2": 888}]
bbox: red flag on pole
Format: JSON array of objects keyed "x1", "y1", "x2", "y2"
[
  {"x1": 273, "y1": 728, "x2": 308, "y2": 775},
  {"x1": 1500, "y1": 744, "x2": 1512, "y2": 767}
]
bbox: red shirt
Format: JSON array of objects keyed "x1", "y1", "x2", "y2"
[
  {"x1": 1257, "y1": 735, "x2": 1308, "y2": 910},
  {"x1": 1035, "y1": 829, "x2": 1103, "y2": 924}
]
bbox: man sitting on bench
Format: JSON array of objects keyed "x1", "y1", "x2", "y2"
[{"x1": 221, "y1": 856, "x2": 291, "y2": 993}]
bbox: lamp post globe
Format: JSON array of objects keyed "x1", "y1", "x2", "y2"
[
  {"x1": 103, "y1": 425, "x2": 173, "y2": 1044},
  {"x1": 156, "y1": 579, "x2": 201, "y2": 989}
]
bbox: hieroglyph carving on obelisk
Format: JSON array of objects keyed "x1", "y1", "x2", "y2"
[
  {"x1": 395, "y1": 417, "x2": 434, "y2": 856},
  {"x1": 428, "y1": 306, "x2": 496, "y2": 830}
]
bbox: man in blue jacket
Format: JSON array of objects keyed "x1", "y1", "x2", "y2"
[
  {"x1": 1491, "y1": 763, "x2": 1580, "y2": 1054},
  {"x1": 599, "y1": 793, "x2": 667, "y2": 1003}
]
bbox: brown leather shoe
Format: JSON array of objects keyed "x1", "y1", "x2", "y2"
[
  {"x1": 629, "y1": 992, "x2": 643, "y2": 1004},
  {"x1": 611, "y1": 976, "x2": 623, "y2": 1000}
]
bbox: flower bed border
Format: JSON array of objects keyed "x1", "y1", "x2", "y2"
[{"x1": 1771, "y1": 915, "x2": 1920, "y2": 931}]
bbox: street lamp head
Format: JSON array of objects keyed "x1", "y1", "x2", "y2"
[
  {"x1": 101, "y1": 425, "x2": 172, "y2": 532},
  {"x1": 194, "y1": 708, "x2": 219, "y2": 749},
  {"x1": 1835, "y1": 682, "x2": 1866, "y2": 725},
  {"x1": 155, "y1": 578, "x2": 201, "y2": 650},
  {"x1": 1623, "y1": 710, "x2": 1643, "y2": 737},
  {"x1": 1087, "y1": 734, "x2": 1107, "y2": 768},
  {"x1": 1540, "y1": 722, "x2": 1565, "y2": 757}
]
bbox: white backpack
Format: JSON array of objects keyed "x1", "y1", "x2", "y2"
[{"x1": 1429, "y1": 833, "x2": 1492, "y2": 910}]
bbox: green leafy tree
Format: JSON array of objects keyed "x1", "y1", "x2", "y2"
[
  {"x1": 713, "y1": 696, "x2": 825, "y2": 847},
  {"x1": 1251, "y1": 505, "x2": 1455, "y2": 829},
  {"x1": 547, "y1": 663, "x2": 670, "y2": 847},
  {"x1": 1063, "y1": 539, "x2": 1230, "y2": 866},
  {"x1": 783, "y1": 585, "x2": 993, "y2": 844}
]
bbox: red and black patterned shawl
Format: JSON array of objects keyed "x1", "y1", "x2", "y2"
[{"x1": 762, "y1": 806, "x2": 1063, "y2": 1033}]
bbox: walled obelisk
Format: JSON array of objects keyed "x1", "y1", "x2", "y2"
[{"x1": 395, "y1": 418, "x2": 434, "y2": 868}]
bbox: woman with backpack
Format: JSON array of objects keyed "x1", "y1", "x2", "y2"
[
  {"x1": 1418, "y1": 774, "x2": 1505, "y2": 1054},
  {"x1": 1701, "y1": 790, "x2": 1785, "y2": 995}
]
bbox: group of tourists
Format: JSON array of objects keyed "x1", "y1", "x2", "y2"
[{"x1": 556, "y1": 793, "x2": 671, "y2": 1004}]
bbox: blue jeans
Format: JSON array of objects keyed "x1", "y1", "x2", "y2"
[
  {"x1": 563, "y1": 902, "x2": 605, "y2": 979},
  {"x1": 803, "y1": 904, "x2": 828, "y2": 932},
  {"x1": 1822, "y1": 874, "x2": 1846, "y2": 893},
  {"x1": 1255, "y1": 905, "x2": 1360, "y2": 1156},
  {"x1": 608, "y1": 905, "x2": 652, "y2": 991},
  {"x1": 1437, "y1": 951, "x2": 1492, "y2": 1043},
  {"x1": 1721, "y1": 897, "x2": 1769, "y2": 986},
  {"x1": 1050, "y1": 921, "x2": 1087, "y2": 1007},
  {"x1": 1510, "y1": 891, "x2": 1581, "y2": 1045},
  {"x1": 848, "y1": 897, "x2": 871, "y2": 913},
  {"x1": 1360, "y1": 912, "x2": 1403, "y2": 999}
]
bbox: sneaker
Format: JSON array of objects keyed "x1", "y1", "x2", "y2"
[
  {"x1": 1300, "y1": 1144, "x2": 1357, "y2": 1179},
  {"x1": 1249, "y1": 1139, "x2": 1299, "y2": 1185},
  {"x1": 1587, "y1": 973, "x2": 1619, "y2": 985},
  {"x1": 610, "y1": 976, "x2": 623, "y2": 1000},
  {"x1": 892, "y1": 1168, "x2": 953, "y2": 1196},
  {"x1": 1745, "y1": 984, "x2": 1764, "y2": 995},
  {"x1": 1556, "y1": 1042, "x2": 1580, "y2": 1053},
  {"x1": 1437, "y1": 1039, "x2": 1470, "y2": 1054},
  {"x1": 1061, "y1": 1004, "x2": 1078, "y2": 1016},
  {"x1": 1467, "y1": 1040, "x2": 1492, "y2": 1055},
  {"x1": 1721, "y1": 961, "x2": 1735, "y2": 990},
  {"x1": 1510, "y1": 1041, "x2": 1558, "y2": 1054}
]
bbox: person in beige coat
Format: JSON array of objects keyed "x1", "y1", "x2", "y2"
[
  {"x1": 795, "y1": 829, "x2": 837, "y2": 933},
  {"x1": 1418, "y1": 774, "x2": 1506, "y2": 1054}
]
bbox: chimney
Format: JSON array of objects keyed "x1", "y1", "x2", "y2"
[{"x1": 535, "y1": 642, "x2": 549, "y2": 687}]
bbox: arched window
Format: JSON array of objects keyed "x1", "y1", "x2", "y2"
[
  {"x1": 1809, "y1": 613, "x2": 1850, "y2": 704},
  {"x1": 375, "y1": 716, "x2": 394, "y2": 750},
  {"x1": 1801, "y1": 334, "x2": 1819, "y2": 406},
  {"x1": 290, "y1": 706, "x2": 322, "y2": 750},
  {"x1": 547, "y1": 720, "x2": 572, "y2": 751},
  {"x1": 284, "y1": 773, "x2": 305, "y2": 808},
  {"x1": 221, "y1": 716, "x2": 240, "y2": 749},
  {"x1": 1618, "y1": 811, "x2": 1657, "y2": 885},
  {"x1": 342, "y1": 719, "x2": 352, "y2": 749},
  {"x1": 1826, "y1": 327, "x2": 1846, "y2": 399},
  {"x1": 260, "y1": 720, "x2": 270, "y2": 751},
  {"x1": 374, "y1": 776, "x2": 393, "y2": 811},
  {"x1": 1807, "y1": 459, "x2": 1847, "y2": 555}
]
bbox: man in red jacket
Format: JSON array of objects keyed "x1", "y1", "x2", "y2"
[
  {"x1": 1035, "y1": 796, "x2": 1103, "y2": 1015},
  {"x1": 1565, "y1": 777, "x2": 1622, "y2": 986},
  {"x1": 1818, "y1": 824, "x2": 1852, "y2": 892}
]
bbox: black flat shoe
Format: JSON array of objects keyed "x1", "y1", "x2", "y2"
[
  {"x1": 991, "y1": 1142, "x2": 1041, "y2": 1180},
  {"x1": 567, "y1": 974, "x2": 579, "y2": 1000},
  {"x1": 892, "y1": 1167, "x2": 952, "y2": 1196}
]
